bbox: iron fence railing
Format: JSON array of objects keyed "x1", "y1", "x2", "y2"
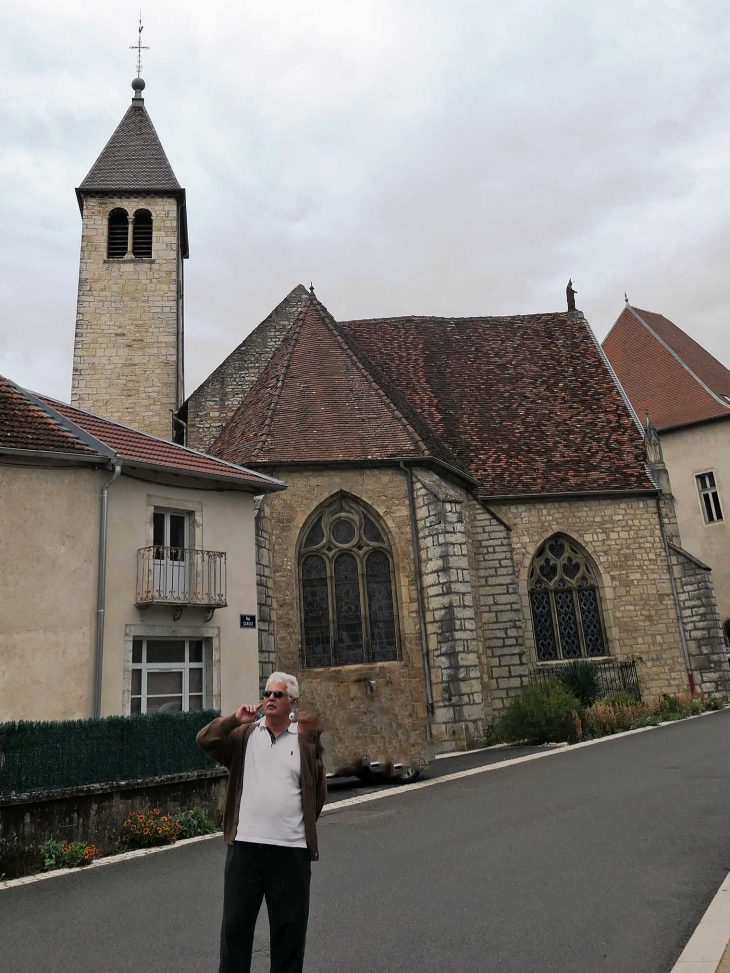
[
  {"x1": 135, "y1": 546, "x2": 227, "y2": 607},
  {"x1": 530, "y1": 659, "x2": 641, "y2": 699}
]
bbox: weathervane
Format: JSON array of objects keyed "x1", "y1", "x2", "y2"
[{"x1": 130, "y1": 14, "x2": 149, "y2": 78}]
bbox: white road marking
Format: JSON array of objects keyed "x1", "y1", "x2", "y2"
[
  {"x1": 0, "y1": 710, "x2": 722, "y2": 891},
  {"x1": 670, "y1": 867, "x2": 730, "y2": 972}
]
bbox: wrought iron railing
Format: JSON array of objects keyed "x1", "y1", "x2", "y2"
[
  {"x1": 530, "y1": 659, "x2": 641, "y2": 700},
  {"x1": 136, "y1": 547, "x2": 227, "y2": 607}
]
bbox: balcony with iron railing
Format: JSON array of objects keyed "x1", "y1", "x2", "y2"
[{"x1": 136, "y1": 546, "x2": 227, "y2": 609}]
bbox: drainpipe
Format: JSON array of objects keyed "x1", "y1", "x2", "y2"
[
  {"x1": 655, "y1": 496, "x2": 694, "y2": 694},
  {"x1": 94, "y1": 461, "x2": 122, "y2": 718},
  {"x1": 400, "y1": 462, "x2": 434, "y2": 724}
]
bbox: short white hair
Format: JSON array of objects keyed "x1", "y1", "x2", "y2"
[{"x1": 266, "y1": 671, "x2": 299, "y2": 700}]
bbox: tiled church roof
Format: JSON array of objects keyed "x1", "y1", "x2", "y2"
[
  {"x1": 212, "y1": 294, "x2": 468, "y2": 474},
  {"x1": 340, "y1": 312, "x2": 653, "y2": 497},
  {"x1": 212, "y1": 292, "x2": 654, "y2": 497},
  {"x1": 602, "y1": 305, "x2": 730, "y2": 431},
  {"x1": 79, "y1": 102, "x2": 181, "y2": 193}
]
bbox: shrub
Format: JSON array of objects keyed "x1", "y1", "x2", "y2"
[
  {"x1": 566, "y1": 709, "x2": 583, "y2": 744},
  {"x1": 497, "y1": 681, "x2": 582, "y2": 745},
  {"x1": 629, "y1": 714, "x2": 662, "y2": 729},
  {"x1": 484, "y1": 720, "x2": 505, "y2": 746},
  {"x1": 554, "y1": 661, "x2": 601, "y2": 708},
  {"x1": 175, "y1": 807, "x2": 217, "y2": 840},
  {"x1": 604, "y1": 690, "x2": 642, "y2": 708},
  {"x1": 120, "y1": 808, "x2": 180, "y2": 849},
  {"x1": 707, "y1": 696, "x2": 725, "y2": 711},
  {"x1": 42, "y1": 839, "x2": 98, "y2": 871}
]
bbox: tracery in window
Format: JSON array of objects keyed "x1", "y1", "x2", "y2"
[
  {"x1": 528, "y1": 535, "x2": 608, "y2": 662},
  {"x1": 299, "y1": 495, "x2": 399, "y2": 667},
  {"x1": 107, "y1": 208, "x2": 129, "y2": 258}
]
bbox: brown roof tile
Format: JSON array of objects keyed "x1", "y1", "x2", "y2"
[
  {"x1": 41, "y1": 397, "x2": 282, "y2": 489},
  {"x1": 0, "y1": 376, "x2": 95, "y2": 456},
  {"x1": 340, "y1": 312, "x2": 653, "y2": 497},
  {"x1": 602, "y1": 306, "x2": 730, "y2": 431}
]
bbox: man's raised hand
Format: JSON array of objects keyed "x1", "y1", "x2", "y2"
[{"x1": 235, "y1": 702, "x2": 262, "y2": 725}]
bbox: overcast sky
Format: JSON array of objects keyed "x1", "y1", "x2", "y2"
[{"x1": 2, "y1": 0, "x2": 729, "y2": 403}]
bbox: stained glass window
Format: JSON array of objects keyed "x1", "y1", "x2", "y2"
[
  {"x1": 299, "y1": 496, "x2": 399, "y2": 667},
  {"x1": 528, "y1": 535, "x2": 608, "y2": 662}
]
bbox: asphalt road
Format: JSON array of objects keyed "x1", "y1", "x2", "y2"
[{"x1": 3, "y1": 713, "x2": 730, "y2": 973}]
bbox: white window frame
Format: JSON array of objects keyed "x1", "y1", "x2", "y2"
[
  {"x1": 131, "y1": 637, "x2": 205, "y2": 714},
  {"x1": 696, "y1": 471, "x2": 724, "y2": 525}
]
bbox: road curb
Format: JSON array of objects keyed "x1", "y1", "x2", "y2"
[
  {"x1": 670, "y1": 868, "x2": 730, "y2": 972},
  {"x1": 1, "y1": 708, "x2": 725, "y2": 892}
]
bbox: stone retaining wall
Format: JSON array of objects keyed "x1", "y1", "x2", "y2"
[{"x1": 0, "y1": 768, "x2": 227, "y2": 879}]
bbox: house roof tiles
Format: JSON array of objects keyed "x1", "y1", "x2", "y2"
[
  {"x1": 0, "y1": 375, "x2": 95, "y2": 456},
  {"x1": 602, "y1": 306, "x2": 730, "y2": 431},
  {"x1": 0, "y1": 373, "x2": 281, "y2": 491}
]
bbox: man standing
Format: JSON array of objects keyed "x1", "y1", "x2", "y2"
[{"x1": 197, "y1": 671, "x2": 326, "y2": 973}]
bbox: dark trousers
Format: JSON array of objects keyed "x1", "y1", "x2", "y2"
[{"x1": 219, "y1": 841, "x2": 311, "y2": 973}]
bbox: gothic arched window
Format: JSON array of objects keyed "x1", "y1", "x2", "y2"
[
  {"x1": 107, "y1": 208, "x2": 129, "y2": 258},
  {"x1": 299, "y1": 495, "x2": 399, "y2": 668},
  {"x1": 132, "y1": 209, "x2": 153, "y2": 258},
  {"x1": 528, "y1": 535, "x2": 608, "y2": 662}
]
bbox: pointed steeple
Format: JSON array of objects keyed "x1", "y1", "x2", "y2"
[{"x1": 78, "y1": 79, "x2": 182, "y2": 196}]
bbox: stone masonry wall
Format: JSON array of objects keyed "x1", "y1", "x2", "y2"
[
  {"x1": 263, "y1": 467, "x2": 430, "y2": 769},
  {"x1": 185, "y1": 285, "x2": 309, "y2": 452},
  {"x1": 463, "y1": 497, "x2": 528, "y2": 713},
  {"x1": 490, "y1": 494, "x2": 691, "y2": 699},
  {"x1": 412, "y1": 472, "x2": 484, "y2": 748},
  {"x1": 670, "y1": 547, "x2": 730, "y2": 698},
  {"x1": 254, "y1": 495, "x2": 277, "y2": 694},
  {"x1": 71, "y1": 194, "x2": 180, "y2": 440}
]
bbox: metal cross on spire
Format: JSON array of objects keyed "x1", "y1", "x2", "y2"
[{"x1": 130, "y1": 14, "x2": 150, "y2": 78}]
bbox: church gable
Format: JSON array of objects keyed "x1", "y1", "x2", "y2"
[
  {"x1": 183, "y1": 284, "x2": 309, "y2": 451},
  {"x1": 212, "y1": 292, "x2": 462, "y2": 469}
]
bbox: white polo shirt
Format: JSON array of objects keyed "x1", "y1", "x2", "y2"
[{"x1": 235, "y1": 718, "x2": 307, "y2": 848}]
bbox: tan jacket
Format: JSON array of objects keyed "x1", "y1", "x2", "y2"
[{"x1": 196, "y1": 713, "x2": 327, "y2": 861}]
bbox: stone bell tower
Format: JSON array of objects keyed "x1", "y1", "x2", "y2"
[{"x1": 71, "y1": 76, "x2": 188, "y2": 440}]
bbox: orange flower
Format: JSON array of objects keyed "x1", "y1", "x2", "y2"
[
  {"x1": 153, "y1": 808, "x2": 160, "y2": 814},
  {"x1": 143, "y1": 828, "x2": 149, "y2": 834},
  {"x1": 161, "y1": 816, "x2": 167, "y2": 822}
]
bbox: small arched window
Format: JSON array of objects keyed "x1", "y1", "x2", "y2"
[
  {"x1": 107, "y1": 208, "x2": 129, "y2": 258},
  {"x1": 528, "y1": 535, "x2": 608, "y2": 662},
  {"x1": 132, "y1": 209, "x2": 153, "y2": 258},
  {"x1": 299, "y1": 495, "x2": 399, "y2": 668}
]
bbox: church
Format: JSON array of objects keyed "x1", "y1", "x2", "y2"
[{"x1": 70, "y1": 78, "x2": 730, "y2": 755}]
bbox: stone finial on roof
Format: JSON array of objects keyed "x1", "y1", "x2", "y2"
[{"x1": 132, "y1": 77, "x2": 146, "y2": 104}]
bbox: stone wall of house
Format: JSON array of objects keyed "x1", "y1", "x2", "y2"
[
  {"x1": 490, "y1": 494, "x2": 692, "y2": 699},
  {"x1": 71, "y1": 194, "x2": 180, "y2": 440},
  {"x1": 261, "y1": 466, "x2": 431, "y2": 768},
  {"x1": 412, "y1": 472, "x2": 484, "y2": 747},
  {"x1": 670, "y1": 546, "x2": 730, "y2": 698},
  {"x1": 254, "y1": 495, "x2": 277, "y2": 694},
  {"x1": 185, "y1": 285, "x2": 309, "y2": 452}
]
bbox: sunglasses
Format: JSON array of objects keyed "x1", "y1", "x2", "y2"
[{"x1": 263, "y1": 690, "x2": 290, "y2": 699}]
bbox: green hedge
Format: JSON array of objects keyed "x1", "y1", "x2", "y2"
[{"x1": 0, "y1": 711, "x2": 220, "y2": 797}]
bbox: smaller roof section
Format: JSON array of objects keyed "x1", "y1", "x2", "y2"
[
  {"x1": 603, "y1": 305, "x2": 730, "y2": 431},
  {"x1": 0, "y1": 374, "x2": 284, "y2": 493},
  {"x1": 212, "y1": 291, "x2": 470, "y2": 479}
]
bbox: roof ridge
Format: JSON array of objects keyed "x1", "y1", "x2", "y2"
[
  {"x1": 248, "y1": 299, "x2": 312, "y2": 462},
  {"x1": 627, "y1": 306, "x2": 730, "y2": 415}
]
